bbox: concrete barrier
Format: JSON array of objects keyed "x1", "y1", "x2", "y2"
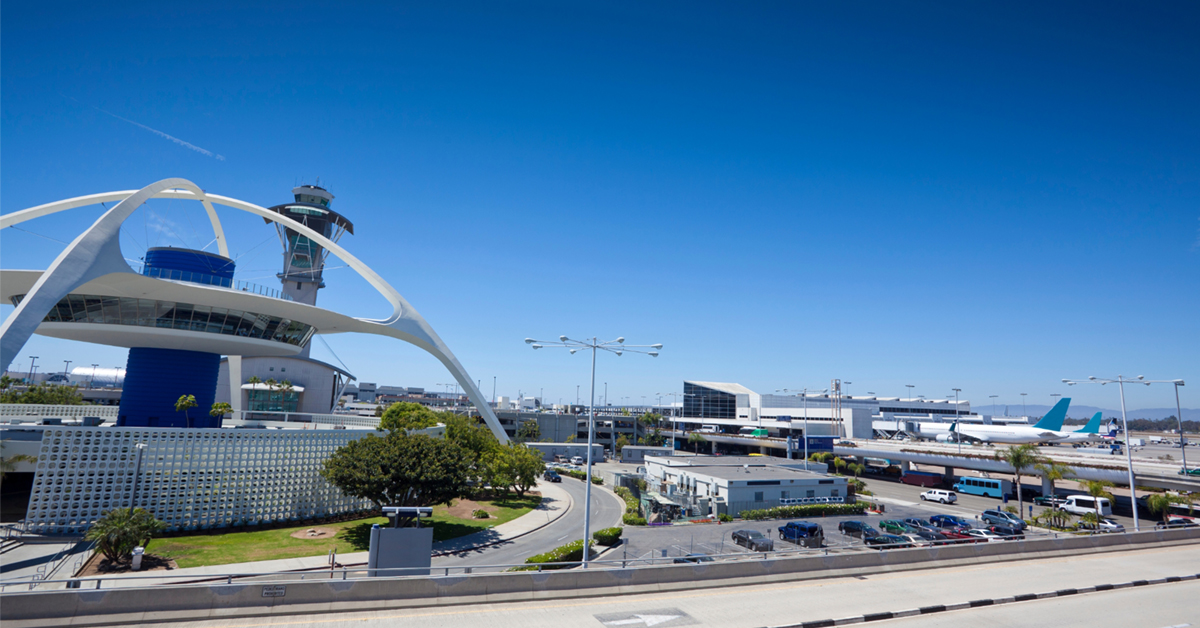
[{"x1": 4, "y1": 527, "x2": 1199, "y2": 627}]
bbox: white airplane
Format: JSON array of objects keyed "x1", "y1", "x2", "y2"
[
  {"x1": 1049, "y1": 412, "x2": 1108, "y2": 444},
  {"x1": 914, "y1": 398, "x2": 1072, "y2": 444}
]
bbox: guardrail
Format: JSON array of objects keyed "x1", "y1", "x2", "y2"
[{"x1": 0, "y1": 405, "x2": 119, "y2": 419}]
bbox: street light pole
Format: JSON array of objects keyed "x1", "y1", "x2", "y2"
[
  {"x1": 63, "y1": 360, "x2": 72, "y2": 382},
  {"x1": 90, "y1": 364, "x2": 99, "y2": 389},
  {"x1": 1020, "y1": 393, "x2": 1027, "y2": 418},
  {"x1": 990, "y1": 395, "x2": 998, "y2": 418},
  {"x1": 527, "y1": 335, "x2": 661, "y2": 567},
  {"x1": 28, "y1": 356, "x2": 38, "y2": 384},
  {"x1": 905, "y1": 384, "x2": 914, "y2": 401},
  {"x1": 1174, "y1": 381, "x2": 1188, "y2": 473},
  {"x1": 952, "y1": 388, "x2": 962, "y2": 454}
]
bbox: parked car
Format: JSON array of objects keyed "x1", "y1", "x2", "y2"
[
  {"x1": 903, "y1": 530, "x2": 948, "y2": 546},
  {"x1": 1077, "y1": 518, "x2": 1125, "y2": 533},
  {"x1": 543, "y1": 470, "x2": 562, "y2": 482},
  {"x1": 1033, "y1": 493, "x2": 1069, "y2": 507},
  {"x1": 938, "y1": 529, "x2": 978, "y2": 543},
  {"x1": 864, "y1": 534, "x2": 913, "y2": 549},
  {"x1": 673, "y1": 553, "x2": 714, "y2": 564},
  {"x1": 879, "y1": 519, "x2": 916, "y2": 534},
  {"x1": 778, "y1": 521, "x2": 824, "y2": 548},
  {"x1": 570, "y1": 456, "x2": 585, "y2": 466},
  {"x1": 965, "y1": 529, "x2": 1005, "y2": 542},
  {"x1": 1177, "y1": 468, "x2": 1200, "y2": 476},
  {"x1": 929, "y1": 514, "x2": 973, "y2": 531},
  {"x1": 838, "y1": 520, "x2": 878, "y2": 539},
  {"x1": 903, "y1": 518, "x2": 939, "y2": 533},
  {"x1": 732, "y1": 529, "x2": 774, "y2": 552},
  {"x1": 920, "y1": 489, "x2": 957, "y2": 504},
  {"x1": 987, "y1": 525, "x2": 1025, "y2": 539},
  {"x1": 1156, "y1": 516, "x2": 1199, "y2": 529},
  {"x1": 980, "y1": 509, "x2": 1027, "y2": 530}
]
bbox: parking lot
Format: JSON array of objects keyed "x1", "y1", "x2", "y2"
[{"x1": 613, "y1": 476, "x2": 1079, "y2": 565}]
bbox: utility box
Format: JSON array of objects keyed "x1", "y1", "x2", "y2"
[{"x1": 367, "y1": 524, "x2": 433, "y2": 577}]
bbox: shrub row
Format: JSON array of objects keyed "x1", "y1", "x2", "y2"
[
  {"x1": 561, "y1": 469, "x2": 604, "y2": 485},
  {"x1": 592, "y1": 526, "x2": 623, "y2": 546},
  {"x1": 509, "y1": 539, "x2": 596, "y2": 571},
  {"x1": 738, "y1": 502, "x2": 866, "y2": 521},
  {"x1": 622, "y1": 513, "x2": 647, "y2": 526}
]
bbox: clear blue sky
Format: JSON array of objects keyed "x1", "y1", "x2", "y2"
[{"x1": 2, "y1": 2, "x2": 1197, "y2": 412}]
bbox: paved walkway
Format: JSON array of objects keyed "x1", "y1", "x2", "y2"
[{"x1": 39, "y1": 480, "x2": 573, "y2": 588}]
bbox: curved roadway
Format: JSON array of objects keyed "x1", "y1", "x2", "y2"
[{"x1": 431, "y1": 477, "x2": 624, "y2": 570}]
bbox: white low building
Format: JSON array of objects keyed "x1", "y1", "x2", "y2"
[{"x1": 644, "y1": 455, "x2": 846, "y2": 518}]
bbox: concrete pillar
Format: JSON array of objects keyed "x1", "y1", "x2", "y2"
[
  {"x1": 1041, "y1": 474, "x2": 1054, "y2": 495},
  {"x1": 711, "y1": 440, "x2": 718, "y2": 454},
  {"x1": 944, "y1": 465, "x2": 955, "y2": 482},
  {"x1": 901, "y1": 460, "x2": 911, "y2": 472},
  {"x1": 760, "y1": 445, "x2": 769, "y2": 455}
]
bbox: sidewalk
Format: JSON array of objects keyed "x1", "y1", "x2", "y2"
[{"x1": 76, "y1": 480, "x2": 572, "y2": 587}]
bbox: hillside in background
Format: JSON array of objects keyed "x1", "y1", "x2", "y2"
[{"x1": 990, "y1": 403, "x2": 1199, "y2": 423}]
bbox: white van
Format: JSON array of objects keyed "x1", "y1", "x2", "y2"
[
  {"x1": 696, "y1": 425, "x2": 719, "y2": 434},
  {"x1": 1060, "y1": 495, "x2": 1112, "y2": 517}
]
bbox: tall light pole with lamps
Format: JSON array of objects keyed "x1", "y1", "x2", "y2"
[
  {"x1": 905, "y1": 384, "x2": 914, "y2": 401},
  {"x1": 989, "y1": 395, "x2": 999, "y2": 417},
  {"x1": 527, "y1": 335, "x2": 661, "y2": 567},
  {"x1": 90, "y1": 364, "x2": 99, "y2": 389},
  {"x1": 1062, "y1": 375, "x2": 1154, "y2": 531},
  {"x1": 777, "y1": 387, "x2": 827, "y2": 467},
  {"x1": 1020, "y1": 393, "x2": 1027, "y2": 418},
  {"x1": 659, "y1": 392, "x2": 683, "y2": 447},
  {"x1": 27, "y1": 356, "x2": 38, "y2": 384},
  {"x1": 951, "y1": 388, "x2": 963, "y2": 454}
]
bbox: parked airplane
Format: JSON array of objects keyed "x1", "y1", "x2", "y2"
[
  {"x1": 1051, "y1": 412, "x2": 1107, "y2": 444},
  {"x1": 914, "y1": 398, "x2": 1072, "y2": 444}
]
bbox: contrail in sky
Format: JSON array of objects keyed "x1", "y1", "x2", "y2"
[{"x1": 62, "y1": 94, "x2": 225, "y2": 160}]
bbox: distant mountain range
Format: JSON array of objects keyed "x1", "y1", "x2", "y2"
[{"x1": 984, "y1": 403, "x2": 1199, "y2": 423}]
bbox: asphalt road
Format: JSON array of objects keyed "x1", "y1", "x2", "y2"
[
  {"x1": 129, "y1": 539, "x2": 1200, "y2": 628},
  {"x1": 430, "y1": 476, "x2": 624, "y2": 571}
]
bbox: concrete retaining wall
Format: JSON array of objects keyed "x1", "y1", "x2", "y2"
[{"x1": 5, "y1": 528, "x2": 1199, "y2": 627}]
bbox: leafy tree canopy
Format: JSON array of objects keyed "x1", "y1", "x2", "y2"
[
  {"x1": 0, "y1": 383, "x2": 85, "y2": 405},
  {"x1": 322, "y1": 432, "x2": 472, "y2": 509},
  {"x1": 379, "y1": 402, "x2": 441, "y2": 432},
  {"x1": 516, "y1": 419, "x2": 541, "y2": 443},
  {"x1": 486, "y1": 442, "x2": 545, "y2": 497},
  {"x1": 85, "y1": 508, "x2": 166, "y2": 563}
]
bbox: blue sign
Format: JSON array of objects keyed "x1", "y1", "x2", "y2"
[{"x1": 789, "y1": 436, "x2": 834, "y2": 452}]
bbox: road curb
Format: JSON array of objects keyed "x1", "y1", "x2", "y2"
[{"x1": 770, "y1": 572, "x2": 1200, "y2": 628}]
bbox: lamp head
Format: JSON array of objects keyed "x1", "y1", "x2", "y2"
[
  {"x1": 616, "y1": 337, "x2": 625, "y2": 344},
  {"x1": 1088, "y1": 376, "x2": 1096, "y2": 380},
  {"x1": 651, "y1": 343, "x2": 663, "y2": 349},
  {"x1": 560, "y1": 335, "x2": 568, "y2": 342},
  {"x1": 525, "y1": 338, "x2": 535, "y2": 344},
  {"x1": 531, "y1": 344, "x2": 543, "y2": 349},
  {"x1": 1061, "y1": 379, "x2": 1070, "y2": 383},
  {"x1": 615, "y1": 351, "x2": 623, "y2": 356},
  {"x1": 1137, "y1": 375, "x2": 1144, "y2": 380},
  {"x1": 648, "y1": 352, "x2": 659, "y2": 357},
  {"x1": 1175, "y1": 380, "x2": 1185, "y2": 386},
  {"x1": 569, "y1": 349, "x2": 577, "y2": 354}
]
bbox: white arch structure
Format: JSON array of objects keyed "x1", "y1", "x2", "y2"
[{"x1": 1, "y1": 178, "x2": 509, "y2": 442}]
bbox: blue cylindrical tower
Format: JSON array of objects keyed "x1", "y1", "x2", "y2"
[{"x1": 117, "y1": 247, "x2": 236, "y2": 428}]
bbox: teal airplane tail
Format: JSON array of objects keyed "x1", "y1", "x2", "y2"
[
  {"x1": 1074, "y1": 412, "x2": 1103, "y2": 434},
  {"x1": 1032, "y1": 398, "x2": 1071, "y2": 431}
]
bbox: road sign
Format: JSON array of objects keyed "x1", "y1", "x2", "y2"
[
  {"x1": 595, "y1": 608, "x2": 696, "y2": 627},
  {"x1": 261, "y1": 584, "x2": 286, "y2": 597}
]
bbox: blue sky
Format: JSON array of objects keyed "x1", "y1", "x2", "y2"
[{"x1": 2, "y1": 2, "x2": 1197, "y2": 412}]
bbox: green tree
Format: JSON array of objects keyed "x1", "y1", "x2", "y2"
[
  {"x1": 174, "y1": 394, "x2": 197, "y2": 428},
  {"x1": 321, "y1": 432, "x2": 471, "y2": 509},
  {"x1": 1144, "y1": 492, "x2": 1190, "y2": 524},
  {"x1": 832, "y1": 457, "x2": 847, "y2": 475},
  {"x1": 1081, "y1": 480, "x2": 1115, "y2": 525},
  {"x1": 994, "y1": 444, "x2": 1042, "y2": 521},
  {"x1": 615, "y1": 434, "x2": 630, "y2": 454},
  {"x1": 85, "y1": 508, "x2": 166, "y2": 563},
  {"x1": 1, "y1": 441, "x2": 36, "y2": 483},
  {"x1": 245, "y1": 376, "x2": 262, "y2": 385},
  {"x1": 0, "y1": 383, "x2": 85, "y2": 405},
  {"x1": 379, "y1": 402, "x2": 440, "y2": 432},
  {"x1": 688, "y1": 432, "x2": 706, "y2": 453},
  {"x1": 210, "y1": 402, "x2": 232, "y2": 419},
  {"x1": 442, "y1": 413, "x2": 500, "y2": 491},
  {"x1": 848, "y1": 463, "x2": 865, "y2": 478},
  {"x1": 1034, "y1": 460, "x2": 1073, "y2": 495},
  {"x1": 517, "y1": 419, "x2": 541, "y2": 443},
  {"x1": 565, "y1": 433, "x2": 576, "y2": 443},
  {"x1": 486, "y1": 442, "x2": 545, "y2": 497}
]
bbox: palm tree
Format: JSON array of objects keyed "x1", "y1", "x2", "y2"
[
  {"x1": 85, "y1": 508, "x2": 166, "y2": 563},
  {"x1": 1144, "y1": 492, "x2": 1190, "y2": 525},
  {"x1": 174, "y1": 394, "x2": 197, "y2": 428},
  {"x1": 995, "y1": 444, "x2": 1042, "y2": 522},
  {"x1": 1081, "y1": 480, "x2": 1115, "y2": 529},
  {"x1": 687, "y1": 432, "x2": 707, "y2": 453},
  {"x1": 1, "y1": 441, "x2": 36, "y2": 483},
  {"x1": 210, "y1": 402, "x2": 232, "y2": 420},
  {"x1": 833, "y1": 457, "x2": 847, "y2": 475},
  {"x1": 1034, "y1": 460, "x2": 1073, "y2": 497},
  {"x1": 849, "y1": 463, "x2": 865, "y2": 479}
]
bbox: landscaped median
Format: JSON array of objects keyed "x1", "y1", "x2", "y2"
[
  {"x1": 509, "y1": 526, "x2": 623, "y2": 571},
  {"x1": 145, "y1": 494, "x2": 541, "y2": 568}
]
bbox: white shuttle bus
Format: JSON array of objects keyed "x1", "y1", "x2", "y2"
[{"x1": 1060, "y1": 495, "x2": 1113, "y2": 517}]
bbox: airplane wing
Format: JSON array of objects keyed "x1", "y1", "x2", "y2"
[{"x1": 950, "y1": 427, "x2": 991, "y2": 443}]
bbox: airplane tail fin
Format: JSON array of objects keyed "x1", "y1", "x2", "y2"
[
  {"x1": 1033, "y1": 397, "x2": 1070, "y2": 431},
  {"x1": 1075, "y1": 412, "x2": 1103, "y2": 434}
]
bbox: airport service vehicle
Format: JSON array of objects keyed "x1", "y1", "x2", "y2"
[
  {"x1": 673, "y1": 553, "x2": 714, "y2": 564},
  {"x1": 929, "y1": 514, "x2": 973, "y2": 531},
  {"x1": 543, "y1": 470, "x2": 562, "y2": 482},
  {"x1": 738, "y1": 427, "x2": 769, "y2": 437},
  {"x1": 953, "y1": 477, "x2": 1013, "y2": 499},
  {"x1": 921, "y1": 489, "x2": 957, "y2": 504},
  {"x1": 1059, "y1": 495, "x2": 1112, "y2": 517},
  {"x1": 980, "y1": 509, "x2": 1027, "y2": 530},
  {"x1": 864, "y1": 534, "x2": 913, "y2": 549},
  {"x1": 1077, "y1": 518, "x2": 1125, "y2": 533},
  {"x1": 696, "y1": 425, "x2": 719, "y2": 434},
  {"x1": 987, "y1": 525, "x2": 1025, "y2": 539},
  {"x1": 732, "y1": 529, "x2": 774, "y2": 552},
  {"x1": 914, "y1": 397, "x2": 1074, "y2": 444},
  {"x1": 1074, "y1": 445, "x2": 1122, "y2": 455},
  {"x1": 879, "y1": 519, "x2": 917, "y2": 534},
  {"x1": 1033, "y1": 494, "x2": 1069, "y2": 507},
  {"x1": 965, "y1": 529, "x2": 1004, "y2": 542},
  {"x1": 778, "y1": 521, "x2": 824, "y2": 548},
  {"x1": 1178, "y1": 468, "x2": 1200, "y2": 477},
  {"x1": 569, "y1": 456, "x2": 585, "y2": 466},
  {"x1": 837, "y1": 520, "x2": 877, "y2": 538}
]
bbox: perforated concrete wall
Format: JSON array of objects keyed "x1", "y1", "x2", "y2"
[{"x1": 24, "y1": 425, "x2": 373, "y2": 534}]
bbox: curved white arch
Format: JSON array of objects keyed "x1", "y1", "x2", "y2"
[{"x1": 0, "y1": 179, "x2": 508, "y2": 442}]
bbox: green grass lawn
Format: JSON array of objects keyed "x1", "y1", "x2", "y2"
[{"x1": 146, "y1": 493, "x2": 542, "y2": 568}]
